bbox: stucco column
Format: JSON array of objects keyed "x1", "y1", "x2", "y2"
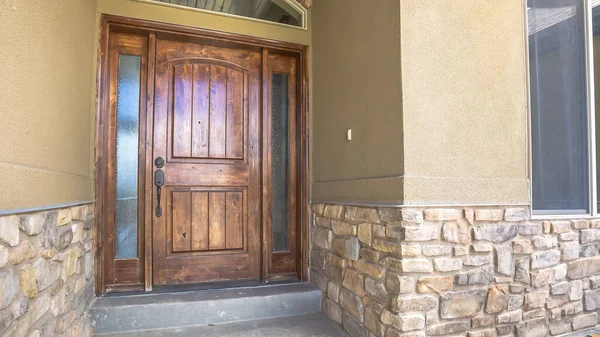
[{"x1": 400, "y1": 0, "x2": 529, "y2": 206}]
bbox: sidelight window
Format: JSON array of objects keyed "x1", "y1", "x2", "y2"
[
  {"x1": 115, "y1": 55, "x2": 142, "y2": 258},
  {"x1": 272, "y1": 73, "x2": 290, "y2": 252}
]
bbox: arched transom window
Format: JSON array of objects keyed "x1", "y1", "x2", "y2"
[{"x1": 142, "y1": 0, "x2": 308, "y2": 28}]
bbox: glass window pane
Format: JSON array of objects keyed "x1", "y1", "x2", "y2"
[
  {"x1": 272, "y1": 73, "x2": 289, "y2": 252},
  {"x1": 593, "y1": 1, "x2": 600, "y2": 213},
  {"x1": 116, "y1": 55, "x2": 141, "y2": 259},
  {"x1": 528, "y1": 0, "x2": 590, "y2": 214},
  {"x1": 148, "y1": 0, "x2": 304, "y2": 27}
]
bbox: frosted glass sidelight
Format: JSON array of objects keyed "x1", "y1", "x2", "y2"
[
  {"x1": 272, "y1": 73, "x2": 289, "y2": 252},
  {"x1": 115, "y1": 55, "x2": 141, "y2": 259},
  {"x1": 528, "y1": 0, "x2": 590, "y2": 214}
]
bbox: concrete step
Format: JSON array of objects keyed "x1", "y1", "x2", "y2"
[
  {"x1": 90, "y1": 283, "x2": 323, "y2": 335},
  {"x1": 93, "y1": 313, "x2": 348, "y2": 337}
]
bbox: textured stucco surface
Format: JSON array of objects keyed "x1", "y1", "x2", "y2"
[
  {"x1": 0, "y1": 0, "x2": 311, "y2": 212},
  {"x1": 312, "y1": 0, "x2": 529, "y2": 205},
  {"x1": 400, "y1": 0, "x2": 529, "y2": 205},
  {"x1": 311, "y1": 0, "x2": 403, "y2": 203},
  {"x1": 0, "y1": 0, "x2": 98, "y2": 211},
  {"x1": 97, "y1": 0, "x2": 314, "y2": 199}
]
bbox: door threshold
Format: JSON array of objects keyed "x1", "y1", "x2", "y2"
[{"x1": 104, "y1": 278, "x2": 300, "y2": 297}]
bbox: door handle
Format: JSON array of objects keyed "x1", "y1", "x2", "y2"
[{"x1": 155, "y1": 169, "x2": 164, "y2": 217}]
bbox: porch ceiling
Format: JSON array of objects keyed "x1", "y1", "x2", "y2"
[{"x1": 154, "y1": 0, "x2": 311, "y2": 12}]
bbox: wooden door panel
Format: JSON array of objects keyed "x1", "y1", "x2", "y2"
[
  {"x1": 169, "y1": 61, "x2": 246, "y2": 161},
  {"x1": 162, "y1": 254, "x2": 251, "y2": 284},
  {"x1": 165, "y1": 163, "x2": 249, "y2": 185},
  {"x1": 153, "y1": 39, "x2": 261, "y2": 285},
  {"x1": 157, "y1": 184, "x2": 255, "y2": 285},
  {"x1": 169, "y1": 189, "x2": 245, "y2": 253}
]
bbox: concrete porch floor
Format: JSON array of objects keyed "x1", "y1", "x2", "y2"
[{"x1": 95, "y1": 313, "x2": 349, "y2": 337}]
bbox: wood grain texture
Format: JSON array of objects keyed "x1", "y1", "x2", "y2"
[
  {"x1": 226, "y1": 192, "x2": 243, "y2": 249},
  {"x1": 192, "y1": 64, "x2": 210, "y2": 158},
  {"x1": 101, "y1": 32, "x2": 148, "y2": 291},
  {"x1": 208, "y1": 192, "x2": 226, "y2": 250},
  {"x1": 172, "y1": 191, "x2": 192, "y2": 252},
  {"x1": 191, "y1": 192, "x2": 209, "y2": 250},
  {"x1": 266, "y1": 53, "x2": 298, "y2": 277},
  {"x1": 226, "y1": 69, "x2": 244, "y2": 159},
  {"x1": 261, "y1": 49, "x2": 272, "y2": 281},
  {"x1": 171, "y1": 62, "x2": 245, "y2": 161},
  {"x1": 144, "y1": 32, "x2": 157, "y2": 291},
  {"x1": 209, "y1": 65, "x2": 227, "y2": 158},
  {"x1": 153, "y1": 38, "x2": 262, "y2": 285},
  {"x1": 95, "y1": 15, "x2": 110, "y2": 296},
  {"x1": 173, "y1": 64, "x2": 193, "y2": 157}
]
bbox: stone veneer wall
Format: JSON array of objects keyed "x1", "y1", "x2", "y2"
[
  {"x1": 310, "y1": 203, "x2": 600, "y2": 337},
  {"x1": 0, "y1": 204, "x2": 94, "y2": 337}
]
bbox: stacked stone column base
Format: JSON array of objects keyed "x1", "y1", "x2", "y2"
[
  {"x1": 0, "y1": 204, "x2": 95, "y2": 337},
  {"x1": 311, "y1": 203, "x2": 600, "y2": 337}
]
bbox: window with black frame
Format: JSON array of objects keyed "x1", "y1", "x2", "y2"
[{"x1": 528, "y1": 0, "x2": 595, "y2": 215}]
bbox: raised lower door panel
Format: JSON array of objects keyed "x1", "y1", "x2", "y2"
[
  {"x1": 152, "y1": 39, "x2": 261, "y2": 285},
  {"x1": 170, "y1": 189, "x2": 245, "y2": 252}
]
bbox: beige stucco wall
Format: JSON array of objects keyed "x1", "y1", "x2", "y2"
[
  {"x1": 0, "y1": 0, "x2": 311, "y2": 213},
  {"x1": 0, "y1": 0, "x2": 98, "y2": 212},
  {"x1": 311, "y1": 0, "x2": 404, "y2": 203},
  {"x1": 1, "y1": 0, "x2": 530, "y2": 210},
  {"x1": 400, "y1": 0, "x2": 529, "y2": 206}
]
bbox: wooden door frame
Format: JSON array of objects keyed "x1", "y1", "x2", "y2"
[{"x1": 94, "y1": 14, "x2": 310, "y2": 296}]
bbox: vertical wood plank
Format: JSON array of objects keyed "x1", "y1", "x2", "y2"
[
  {"x1": 225, "y1": 192, "x2": 243, "y2": 249},
  {"x1": 226, "y1": 69, "x2": 244, "y2": 159},
  {"x1": 261, "y1": 49, "x2": 271, "y2": 281},
  {"x1": 152, "y1": 41, "x2": 171, "y2": 286},
  {"x1": 192, "y1": 64, "x2": 210, "y2": 158},
  {"x1": 209, "y1": 65, "x2": 227, "y2": 158},
  {"x1": 209, "y1": 192, "x2": 226, "y2": 249},
  {"x1": 191, "y1": 192, "x2": 209, "y2": 250},
  {"x1": 144, "y1": 32, "x2": 157, "y2": 291},
  {"x1": 105, "y1": 34, "x2": 119, "y2": 287},
  {"x1": 172, "y1": 191, "x2": 191, "y2": 252},
  {"x1": 173, "y1": 64, "x2": 192, "y2": 157}
]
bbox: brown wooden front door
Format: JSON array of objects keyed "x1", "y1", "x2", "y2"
[
  {"x1": 151, "y1": 39, "x2": 262, "y2": 285},
  {"x1": 97, "y1": 16, "x2": 309, "y2": 294}
]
